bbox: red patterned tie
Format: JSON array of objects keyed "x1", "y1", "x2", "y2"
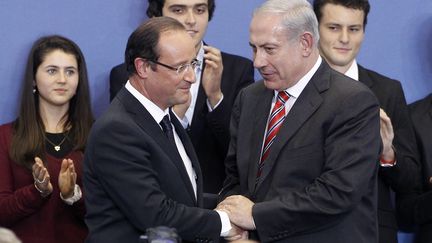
[{"x1": 257, "y1": 91, "x2": 290, "y2": 179}]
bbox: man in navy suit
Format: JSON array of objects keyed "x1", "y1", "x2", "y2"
[
  {"x1": 110, "y1": 0, "x2": 254, "y2": 203},
  {"x1": 313, "y1": 0, "x2": 420, "y2": 242},
  {"x1": 84, "y1": 17, "x2": 245, "y2": 243},
  {"x1": 397, "y1": 94, "x2": 432, "y2": 243},
  {"x1": 217, "y1": 0, "x2": 381, "y2": 242}
]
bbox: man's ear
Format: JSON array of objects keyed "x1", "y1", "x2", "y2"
[
  {"x1": 134, "y1": 58, "x2": 151, "y2": 78},
  {"x1": 300, "y1": 32, "x2": 314, "y2": 57}
]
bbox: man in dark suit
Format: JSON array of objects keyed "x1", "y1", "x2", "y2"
[
  {"x1": 217, "y1": 0, "x2": 381, "y2": 242},
  {"x1": 84, "y1": 17, "x2": 245, "y2": 243},
  {"x1": 313, "y1": 0, "x2": 420, "y2": 242},
  {"x1": 110, "y1": 0, "x2": 254, "y2": 200},
  {"x1": 402, "y1": 94, "x2": 432, "y2": 243}
]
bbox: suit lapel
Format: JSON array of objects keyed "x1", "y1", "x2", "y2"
[
  {"x1": 117, "y1": 89, "x2": 198, "y2": 204},
  {"x1": 358, "y1": 65, "x2": 374, "y2": 89},
  {"x1": 247, "y1": 87, "x2": 274, "y2": 193},
  {"x1": 255, "y1": 62, "x2": 330, "y2": 189}
]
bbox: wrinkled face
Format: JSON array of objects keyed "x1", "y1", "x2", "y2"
[
  {"x1": 35, "y1": 49, "x2": 79, "y2": 110},
  {"x1": 145, "y1": 30, "x2": 197, "y2": 110},
  {"x1": 250, "y1": 13, "x2": 305, "y2": 91},
  {"x1": 162, "y1": 0, "x2": 209, "y2": 48},
  {"x1": 318, "y1": 3, "x2": 365, "y2": 73}
]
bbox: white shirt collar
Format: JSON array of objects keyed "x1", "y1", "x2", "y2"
[
  {"x1": 344, "y1": 59, "x2": 359, "y2": 81},
  {"x1": 278, "y1": 55, "x2": 323, "y2": 99},
  {"x1": 125, "y1": 81, "x2": 169, "y2": 124}
]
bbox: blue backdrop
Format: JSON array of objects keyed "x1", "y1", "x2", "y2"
[{"x1": 1, "y1": 1, "x2": 431, "y2": 242}]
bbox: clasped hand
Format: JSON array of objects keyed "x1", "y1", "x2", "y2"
[{"x1": 217, "y1": 195, "x2": 256, "y2": 241}]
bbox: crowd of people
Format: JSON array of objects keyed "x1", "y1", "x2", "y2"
[{"x1": 0, "y1": 0, "x2": 430, "y2": 243}]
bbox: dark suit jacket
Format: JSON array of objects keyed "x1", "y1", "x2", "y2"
[
  {"x1": 357, "y1": 65, "x2": 420, "y2": 243},
  {"x1": 408, "y1": 94, "x2": 432, "y2": 243},
  {"x1": 220, "y1": 61, "x2": 381, "y2": 243},
  {"x1": 83, "y1": 88, "x2": 221, "y2": 243},
  {"x1": 110, "y1": 52, "x2": 254, "y2": 197}
]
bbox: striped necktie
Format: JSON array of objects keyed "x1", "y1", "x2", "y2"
[{"x1": 257, "y1": 91, "x2": 290, "y2": 179}]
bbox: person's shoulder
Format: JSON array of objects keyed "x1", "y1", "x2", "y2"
[
  {"x1": 409, "y1": 93, "x2": 432, "y2": 113},
  {"x1": 0, "y1": 122, "x2": 13, "y2": 129},
  {"x1": 111, "y1": 63, "x2": 127, "y2": 75},
  {"x1": 323, "y1": 66, "x2": 377, "y2": 105},
  {"x1": 0, "y1": 122, "x2": 14, "y2": 144},
  {"x1": 359, "y1": 65, "x2": 401, "y2": 87},
  {"x1": 0, "y1": 122, "x2": 13, "y2": 134}
]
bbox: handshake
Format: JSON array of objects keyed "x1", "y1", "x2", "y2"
[{"x1": 215, "y1": 195, "x2": 257, "y2": 242}]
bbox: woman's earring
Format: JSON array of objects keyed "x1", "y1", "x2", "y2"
[{"x1": 33, "y1": 87, "x2": 36, "y2": 94}]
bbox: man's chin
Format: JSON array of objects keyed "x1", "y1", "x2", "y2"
[{"x1": 263, "y1": 80, "x2": 280, "y2": 90}]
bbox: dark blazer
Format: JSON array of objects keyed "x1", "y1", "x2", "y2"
[
  {"x1": 84, "y1": 88, "x2": 221, "y2": 243},
  {"x1": 358, "y1": 65, "x2": 420, "y2": 243},
  {"x1": 110, "y1": 51, "x2": 254, "y2": 196},
  {"x1": 408, "y1": 94, "x2": 432, "y2": 243},
  {"x1": 220, "y1": 61, "x2": 381, "y2": 243}
]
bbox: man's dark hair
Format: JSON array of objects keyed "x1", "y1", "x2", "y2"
[
  {"x1": 146, "y1": 0, "x2": 215, "y2": 21},
  {"x1": 125, "y1": 16, "x2": 186, "y2": 75},
  {"x1": 313, "y1": 0, "x2": 370, "y2": 28}
]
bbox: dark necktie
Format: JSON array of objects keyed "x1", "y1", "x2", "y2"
[
  {"x1": 160, "y1": 115, "x2": 176, "y2": 147},
  {"x1": 257, "y1": 91, "x2": 290, "y2": 180}
]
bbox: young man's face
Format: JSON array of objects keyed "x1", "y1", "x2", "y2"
[
  {"x1": 318, "y1": 3, "x2": 365, "y2": 73},
  {"x1": 162, "y1": 0, "x2": 209, "y2": 48}
]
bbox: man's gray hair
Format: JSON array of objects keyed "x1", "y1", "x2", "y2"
[{"x1": 254, "y1": 0, "x2": 319, "y2": 45}]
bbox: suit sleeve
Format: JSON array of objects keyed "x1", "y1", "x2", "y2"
[
  {"x1": 251, "y1": 89, "x2": 381, "y2": 241},
  {"x1": 397, "y1": 98, "x2": 432, "y2": 227},
  {"x1": 218, "y1": 89, "x2": 245, "y2": 201},
  {"x1": 85, "y1": 118, "x2": 222, "y2": 242}
]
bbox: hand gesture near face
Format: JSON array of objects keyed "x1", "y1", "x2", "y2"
[
  {"x1": 32, "y1": 157, "x2": 53, "y2": 197},
  {"x1": 202, "y1": 45, "x2": 223, "y2": 108},
  {"x1": 58, "y1": 158, "x2": 77, "y2": 199}
]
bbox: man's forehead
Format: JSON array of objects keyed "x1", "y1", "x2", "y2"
[{"x1": 164, "y1": 0, "x2": 208, "y2": 7}]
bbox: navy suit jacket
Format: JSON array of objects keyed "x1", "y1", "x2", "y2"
[
  {"x1": 110, "y1": 51, "x2": 254, "y2": 197},
  {"x1": 407, "y1": 94, "x2": 432, "y2": 243},
  {"x1": 84, "y1": 88, "x2": 221, "y2": 243},
  {"x1": 357, "y1": 65, "x2": 420, "y2": 243},
  {"x1": 220, "y1": 61, "x2": 381, "y2": 243}
]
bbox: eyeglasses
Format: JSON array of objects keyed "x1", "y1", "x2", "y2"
[{"x1": 150, "y1": 59, "x2": 200, "y2": 75}]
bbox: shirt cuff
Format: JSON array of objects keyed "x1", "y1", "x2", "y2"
[
  {"x1": 206, "y1": 94, "x2": 224, "y2": 112},
  {"x1": 215, "y1": 210, "x2": 232, "y2": 237},
  {"x1": 380, "y1": 160, "x2": 397, "y2": 167},
  {"x1": 60, "y1": 184, "x2": 82, "y2": 205},
  {"x1": 379, "y1": 155, "x2": 397, "y2": 167}
]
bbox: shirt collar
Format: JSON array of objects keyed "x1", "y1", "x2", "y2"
[
  {"x1": 277, "y1": 55, "x2": 323, "y2": 99},
  {"x1": 125, "y1": 81, "x2": 169, "y2": 124},
  {"x1": 344, "y1": 59, "x2": 359, "y2": 81}
]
